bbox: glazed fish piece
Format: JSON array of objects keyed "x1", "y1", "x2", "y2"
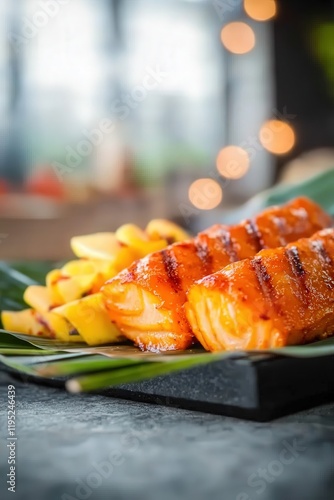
[
  {"x1": 102, "y1": 197, "x2": 331, "y2": 352},
  {"x1": 186, "y1": 228, "x2": 334, "y2": 351}
]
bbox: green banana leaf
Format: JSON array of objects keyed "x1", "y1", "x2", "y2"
[
  {"x1": 225, "y1": 168, "x2": 334, "y2": 223},
  {"x1": 2, "y1": 169, "x2": 334, "y2": 393}
]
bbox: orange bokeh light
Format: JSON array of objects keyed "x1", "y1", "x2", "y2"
[
  {"x1": 216, "y1": 146, "x2": 250, "y2": 179},
  {"x1": 188, "y1": 179, "x2": 223, "y2": 210},
  {"x1": 220, "y1": 22, "x2": 255, "y2": 55},
  {"x1": 244, "y1": 0, "x2": 277, "y2": 22},
  {"x1": 259, "y1": 120, "x2": 296, "y2": 155}
]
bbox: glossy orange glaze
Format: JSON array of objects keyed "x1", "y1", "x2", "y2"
[
  {"x1": 186, "y1": 228, "x2": 334, "y2": 351},
  {"x1": 102, "y1": 197, "x2": 331, "y2": 352}
]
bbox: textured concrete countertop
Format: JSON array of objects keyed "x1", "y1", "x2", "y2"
[{"x1": 0, "y1": 373, "x2": 334, "y2": 500}]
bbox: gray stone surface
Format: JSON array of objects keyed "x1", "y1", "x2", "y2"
[{"x1": 1, "y1": 372, "x2": 334, "y2": 500}]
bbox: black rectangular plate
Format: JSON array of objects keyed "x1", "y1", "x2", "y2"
[
  {"x1": 103, "y1": 354, "x2": 334, "y2": 421},
  {"x1": 4, "y1": 353, "x2": 334, "y2": 421}
]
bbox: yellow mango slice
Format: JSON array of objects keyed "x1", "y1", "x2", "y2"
[
  {"x1": 70, "y1": 232, "x2": 137, "y2": 270},
  {"x1": 37, "y1": 311, "x2": 84, "y2": 343},
  {"x1": 24, "y1": 286, "x2": 54, "y2": 313},
  {"x1": 1, "y1": 309, "x2": 52, "y2": 338},
  {"x1": 116, "y1": 224, "x2": 167, "y2": 258},
  {"x1": 61, "y1": 259, "x2": 117, "y2": 278},
  {"x1": 61, "y1": 260, "x2": 98, "y2": 276},
  {"x1": 46, "y1": 269, "x2": 99, "y2": 305},
  {"x1": 71, "y1": 233, "x2": 121, "y2": 260},
  {"x1": 146, "y1": 219, "x2": 190, "y2": 243},
  {"x1": 1, "y1": 308, "x2": 84, "y2": 343},
  {"x1": 54, "y1": 293, "x2": 124, "y2": 346},
  {"x1": 56, "y1": 274, "x2": 97, "y2": 303},
  {"x1": 61, "y1": 260, "x2": 118, "y2": 292},
  {"x1": 112, "y1": 247, "x2": 140, "y2": 272},
  {"x1": 46, "y1": 269, "x2": 64, "y2": 305}
]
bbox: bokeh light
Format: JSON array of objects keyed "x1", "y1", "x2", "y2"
[
  {"x1": 259, "y1": 120, "x2": 296, "y2": 154},
  {"x1": 220, "y1": 22, "x2": 255, "y2": 55},
  {"x1": 244, "y1": 0, "x2": 277, "y2": 21},
  {"x1": 216, "y1": 146, "x2": 250, "y2": 179},
  {"x1": 188, "y1": 179, "x2": 223, "y2": 210}
]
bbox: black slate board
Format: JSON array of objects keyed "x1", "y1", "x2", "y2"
[
  {"x1": 103, "y1": 354, "x2": 334, "y2": 421},
  {"x1": 5, "y1": 353, "x2": 334, "y2": 421}
]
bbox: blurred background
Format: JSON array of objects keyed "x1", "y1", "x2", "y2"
[{"x1": 0, "y1": 0, "x2": 334, "y2": 259}]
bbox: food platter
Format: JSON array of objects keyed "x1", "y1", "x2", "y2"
[{"x1": 2, "y1": 170, "x2": 334, "y2": 420}]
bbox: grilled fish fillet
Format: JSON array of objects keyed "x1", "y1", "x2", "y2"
[
  {"x1": 186, "y1": 228, "x2": 334, "y2": 351},
  {"x1": 102, "y1": 197, "x2": 331, "y2": 352}
]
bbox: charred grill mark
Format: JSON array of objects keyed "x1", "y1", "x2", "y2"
[
  {"x1": 161, "y1": 249, "x2": 182, "y2": 293},
  {"x1": 251, "y1": 256, "x2": 280, "y2": 312},
  {"x1": 286, "y1": 246, "x2": 305, "y2": 277},
  {"x1": 312, "y1": 239, "x2": 333, "y2": 266},
  {"x1": 310, "y1": 239, "x2": 334, "y2": 289},
  {"x1": 252, "y1": 256, "x2": 272, "y2": 287},
  {"x1": 245, "y1": 219, "x2": 265, "y2": 252},
  {"x1": 194, "y1": 238, "x2": 213, "y2": 274},
  {"x1": 285, "y1": 246, "x2": 310, "y2": 305},
  {"x1": 217, "y1": 228, "x2": 238, "y2": 263}
]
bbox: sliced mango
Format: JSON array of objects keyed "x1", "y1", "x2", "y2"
[
  {"x1": 1, "y1": 309, "x2": 52, "y2": 338},
  {"x1": 70, "y1": 232, "x2": 137, "y2": 271},
  {"x1": 71, "y1": 233, "x2": 122, "y2": 260},
  {"x1": 56, "y1": 274, "x2": 97, "y2": 303},
  {"x1": 146, "y1": 219, "x2": 190, "y2": 243},
  {"x1": 24, "y1": 286, "x2": 54, "y2": 313},
  {"x1": 54, "y1": 293, "x2": 124, "y2": 346},
  {"x1": 62, "y1": 259, "x2": 98, "y2": 276},
  {"x1": 46, "y1": 269, "x2": 64, "y2": 305},
  {"x1": 112, "y1": 247, "x2": 139, "y2": 272},
  {"x1": 116, "y1": 223, "x2": 167, "y2": 258},
  {"x1": 46, "y1": 269, "x2": 99, "y2": 305},
  {"x1": 61, "y1": 259, "x2": 117, "y2": 278},
  {"x1": 37, "y1": 311, "x2": 84, "y2": 343}
]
